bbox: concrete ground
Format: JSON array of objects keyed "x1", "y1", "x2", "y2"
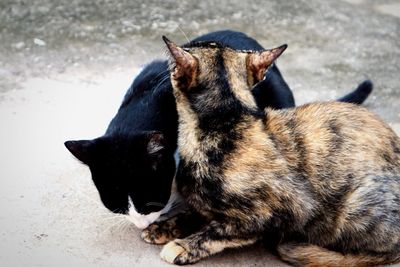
[{"x1": 0, "y1": 0, "x2": 399, "y2": 266}]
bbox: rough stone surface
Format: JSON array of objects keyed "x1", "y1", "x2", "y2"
[{"x1": 0, "y1": 0, "x2": 399, "y2": 266}]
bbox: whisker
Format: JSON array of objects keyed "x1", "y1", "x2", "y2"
[
  {"x1": 152, "y1": 68, "x2": 170, "y2": 81},
  {"x1": 115, "y1": 218, "x2": 128, "y2": 233},
  {"x1": 178, "y1": 25, "x2": 191, "y2": 43},
  {"x1": 120, "y1": 219, "x2": 132, "y2": 234},
  {"x1": 101, "y1": 214, "x2": 127, "y2": 221},
  {"x1": 153, "y1": 74, "x2": 170, "y2": 93},
  {"x1": 170, "y1": 200, "x2": 185, "y2": 209},
  {"x1": 99, "y1": 217, "x2": 125, "y2": 236}
]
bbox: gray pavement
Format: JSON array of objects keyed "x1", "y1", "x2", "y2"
[{"x1": 0, "y1": 0, "x2": 399, "y2": 266}]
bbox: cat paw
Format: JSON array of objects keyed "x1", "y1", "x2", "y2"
[
  {"x1": 160, "y1": 240, "x2": 197, "y2": 265},
  {"x1": 141, "y1": 224, "x2": 168, "y2": 245},
  {"x1": 141, "y1": 222, "x2": 180, "y2": 245}
]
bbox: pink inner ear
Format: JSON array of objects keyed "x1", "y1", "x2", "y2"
[
  {"x1": 253, "y1": 53, "x2": 271, "y2": 81},
  {"x1": 171, "y1": 49, "x2": 197, "y2": 78},
  {"x1": 148, "y1": 141, "x2": 164, "y2": 155},
  {"x1": 172, "y1": 48, "x2": 193, "y2": 67},
  {"x1": 164, "y1": 39, "x2": 195, "y2": 70},
  {"x1": 163, "y1": 36, "x2": 199, "y2": 89},
  {"x1": 147, "y1": 132, "x2": 165, "y2": 155},
  {"x1": 249, "y1": 45, "x2": 287, "y2": 83},
  {"x1": 249, "y1": 53, "x2": 271, "y2": 82}
]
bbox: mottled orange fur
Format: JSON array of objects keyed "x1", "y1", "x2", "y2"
[{"x1": 151, "y1": 38, "x2": 400, "y2": 266}]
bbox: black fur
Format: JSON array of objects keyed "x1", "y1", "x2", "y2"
[
  {"x1": 65, "y1": 61, "x2": 177, "y2": 215},
  {"x1": 338, "y1": 79, "x2": 373, "y2": 104}
]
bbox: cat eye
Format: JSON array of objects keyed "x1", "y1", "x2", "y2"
[
  {"x1": 144, "y1": 202, "x2": 165, "y2": 208},
  {"x1": 140, "y1": 201, "x2": 166, "y2": 214}
]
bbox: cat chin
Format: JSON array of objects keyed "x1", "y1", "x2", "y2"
[
  {"x1": 126, "y1": 197, "x2": 163, "y2": 229},
  {"x1": 126, "y1": 210, "x2": 162, "y2": 229},
  {"x1": 126, "y1": 178, "x2": 187, "y2": 229}
]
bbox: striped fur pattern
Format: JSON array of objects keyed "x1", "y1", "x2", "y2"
[{"x1": 152, "y1": 37, "x2": 400, "y2": 266}]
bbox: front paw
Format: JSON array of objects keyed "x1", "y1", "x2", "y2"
[
  {"x1": 141, "y1": 222, "x2": 180, "y2": 245},
  {"x1": 160, "y1": 240, "x2": 198, "y2": 265}
]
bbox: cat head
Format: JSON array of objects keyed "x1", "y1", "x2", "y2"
[
  {"x1": 64, "y1": 131, "x2": 176, "y2": 229},
  {"x1": 163, "y1": 36, "x2": 287, "y2": 110}
]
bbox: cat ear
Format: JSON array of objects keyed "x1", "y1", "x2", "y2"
[
  {"x1": 64, "y1": 140, "x2": 94, "y2": 164},
  {"x1": 146, "y1": 131, "x2": 165, "y2": 155},
  {"x1": 162, "y1": 36, "x2": 198, "y2": 89},
  {"x1": 248, "y1": 44, "x2": 288, "y2": 85}
]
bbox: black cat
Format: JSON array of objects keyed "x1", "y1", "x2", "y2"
[{"x1": 65, "y1": 30, "x2": 373, "y2": 229}]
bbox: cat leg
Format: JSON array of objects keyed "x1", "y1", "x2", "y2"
[
  {"x1": 141, "y1": 210, "x2": 207, "y2": 245},
  {"x1": 277, "y1": 242, "x2": 400, "y2": 267},
  {"x1": 160, "y1": 221, "x2": 258, "y2": 265}
]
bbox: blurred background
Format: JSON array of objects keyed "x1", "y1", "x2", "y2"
[{"x1": 0, "y1": 0, "x2": 399, "y2": 266}]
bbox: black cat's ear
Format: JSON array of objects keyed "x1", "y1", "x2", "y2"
[
  {"x1": 162, "y1": 36, "x2": 198, "y2": 89},
  {"x1": 64, "y1": 140, "x2": 94, "y2": 164},
  {"x1": 248, "y1": 44, "x2": 287, "y2": 85},
  {"x1": 146, "y1": 131, "x2": 166, "y2": 155}
]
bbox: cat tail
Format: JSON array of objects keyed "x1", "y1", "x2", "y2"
[
  {"x1": 337, "y1": 79, "x2": 373, "y2": 105},
  {"x1": 277, "y1": 242, "x2": 400, "y2": 267}
]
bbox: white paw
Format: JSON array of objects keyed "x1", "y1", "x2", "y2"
[{"x1": 160, "y1": 241, "x2": 186, "y2": 264}]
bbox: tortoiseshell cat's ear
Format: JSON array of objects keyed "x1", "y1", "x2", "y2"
[
  {"x1": 64, "y1": 140, "x2": 95, "y2": 164},
  {"x1": 145, "y1": 131, "x2": 166, "y2": 155},
  {"x1": 247, "y1": 44, "x2": 288, "y2": 85},
  {"x1": 162, "y1": 36, "x2": 198, "y2": 90}
]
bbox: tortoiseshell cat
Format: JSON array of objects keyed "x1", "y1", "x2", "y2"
[
  {"x1": 143, "y1": 37, "x2": 400, "y2": 266},
  {"x1": 64, "y1": 30, "x2": 373, "y2": 229}
]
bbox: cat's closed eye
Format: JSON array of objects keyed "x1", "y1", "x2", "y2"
[{"x1": 145, "y1": 202, "x2": 165, "y2": 208}]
